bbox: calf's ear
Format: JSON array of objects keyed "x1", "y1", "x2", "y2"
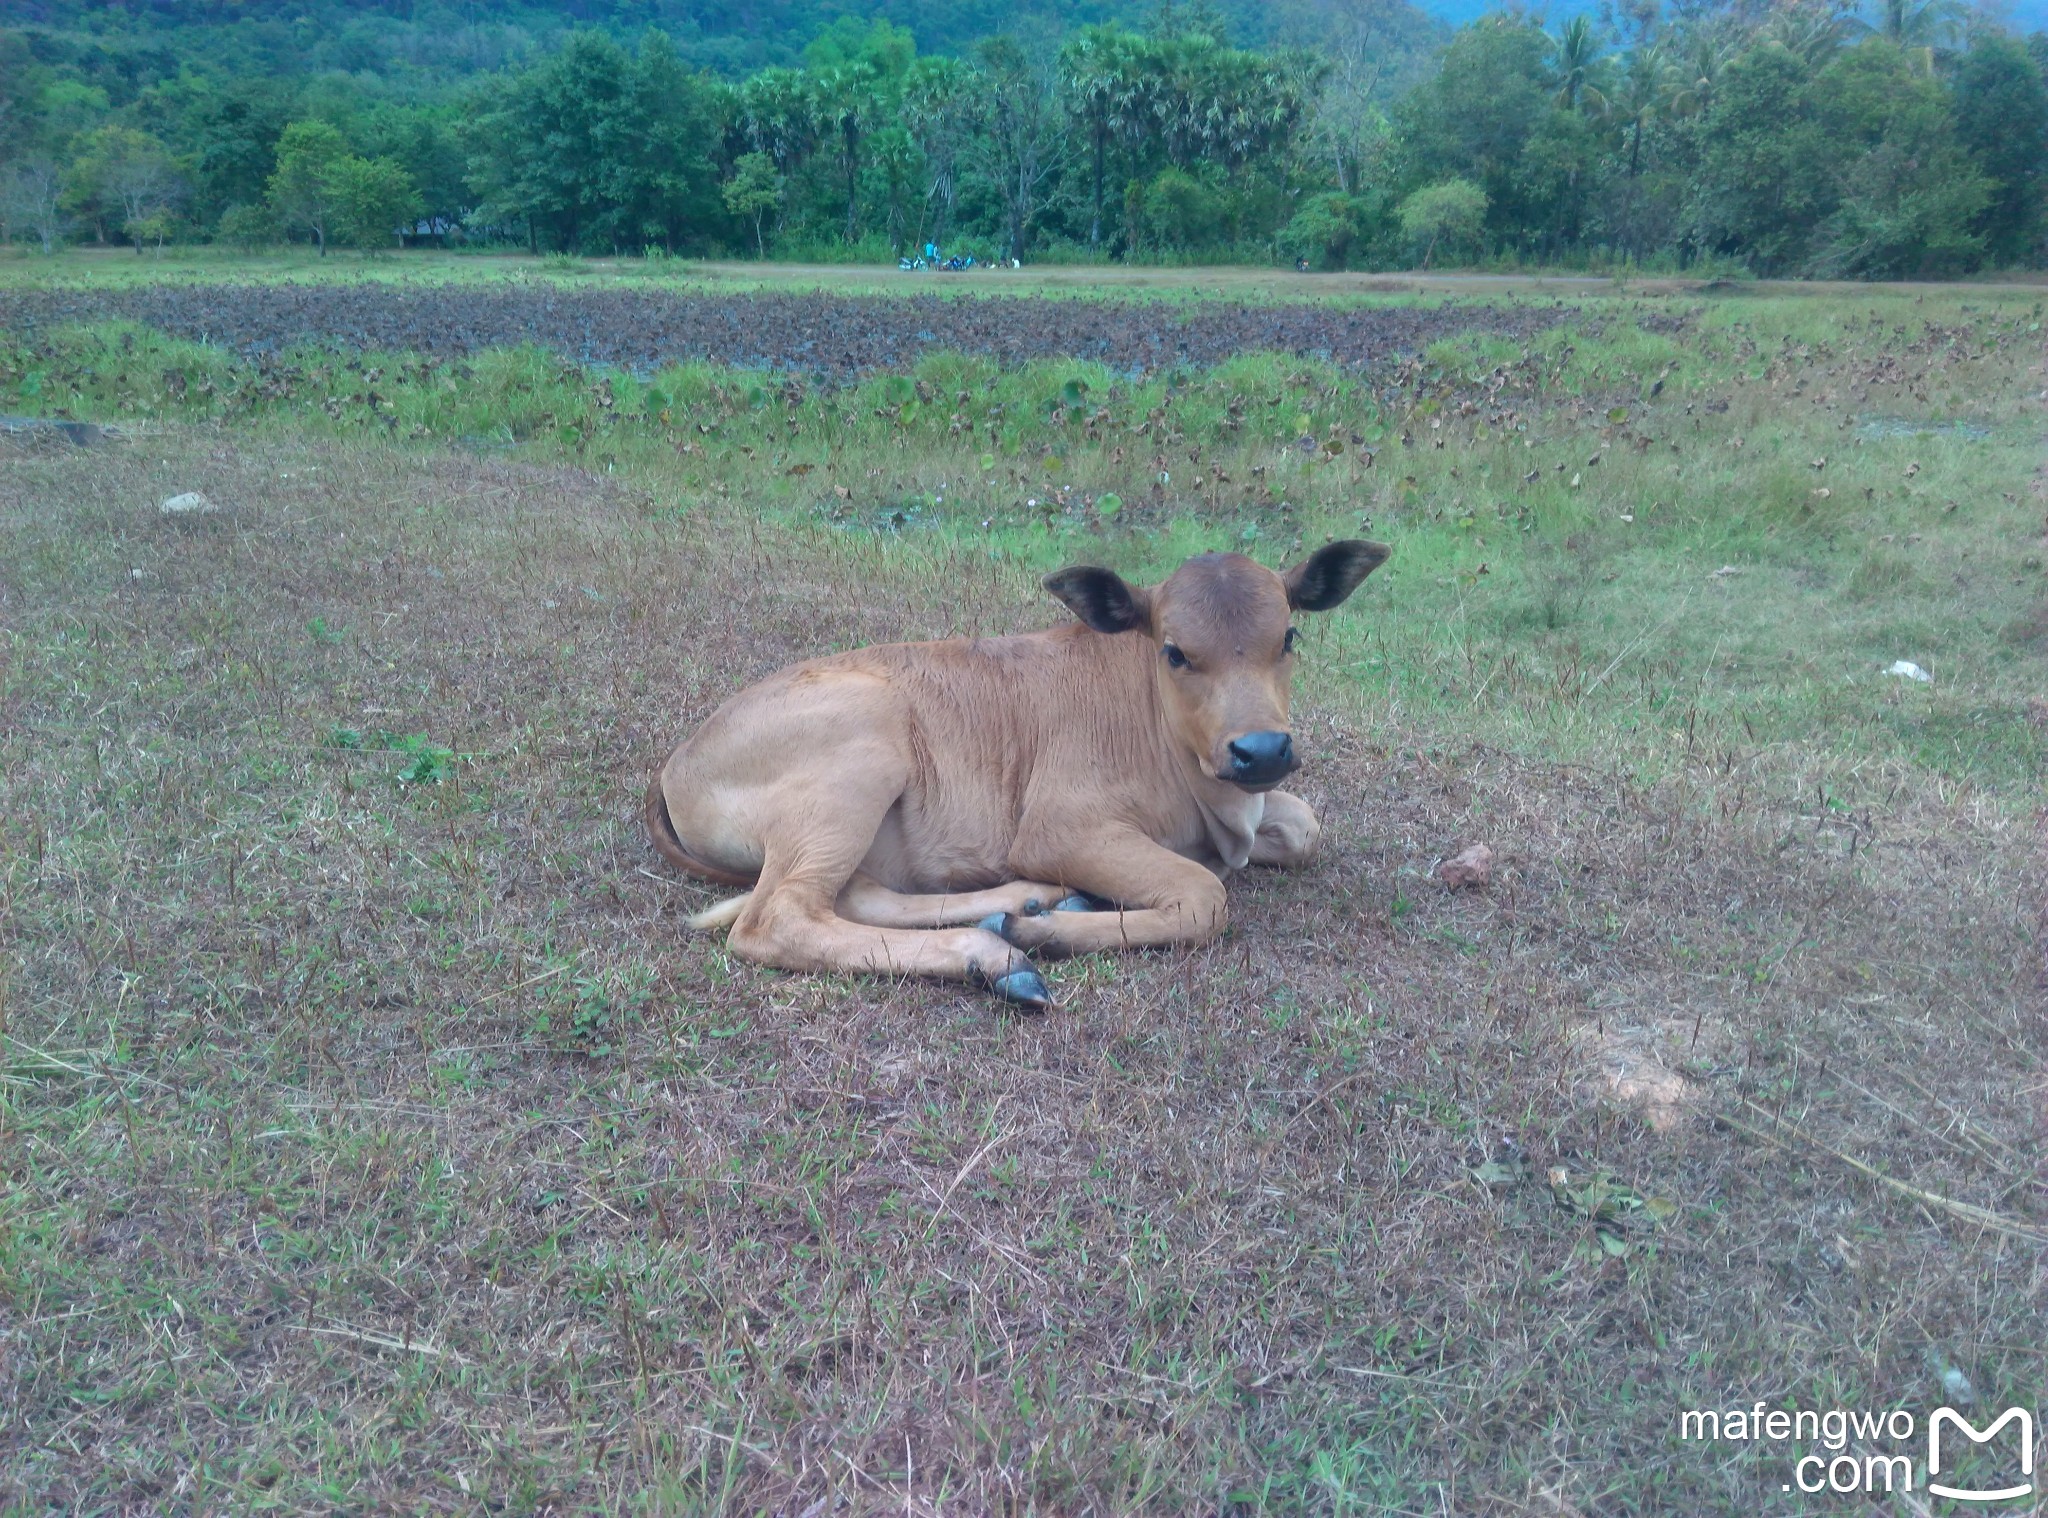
[
  {"x1": 1282, "y1": 539, "x2": 1391, "y2": 612},
  {"x1": 1043, "y1": 565, "x2": 1152, "y2": 634}
]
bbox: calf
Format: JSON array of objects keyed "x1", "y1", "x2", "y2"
[{"x1": 646, "y1": 540, "x2": 1389, "y2": 1007}]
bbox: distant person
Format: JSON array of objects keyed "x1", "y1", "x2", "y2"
[
  {"x1": 925, "y1": 242, "x2": 939, "y2": 263},
  {"x1": 1295, "y1": 256, "x2": 1311, "y2": 273}
]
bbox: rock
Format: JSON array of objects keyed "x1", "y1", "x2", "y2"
[
  {"x1": 1884, "y1": 659, "x2": 1931, "y2": 683},
  {"x1": 1938, "y1": 1364, "x2": 1976, "y2": 1407},
  {"x1": 1438, "y1": 843, "x2": 1494, "y2": 890},
  {"x1": 158, "y1": 491, "x2": 218, "y2": 516}
]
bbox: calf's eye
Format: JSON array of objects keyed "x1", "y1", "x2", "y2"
[
  {"x1": 1283, "y1": 627, "x2": 1300, "y2": 655},
  {"x1": 1162, "y1": 643, "x2": 1189, "y2": 669}
]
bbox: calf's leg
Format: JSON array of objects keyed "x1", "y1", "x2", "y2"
[
  {"x1": 725, "y1": 795, "x2": 1052, "y2": 1009},
  {"x1": 996, "y1": 830, "x2": 1228, "y2": 956},
  {"x1": 835, "y1": 873, "x2": 1081, "y2": 929},
  {"x1": 1248, "y1": 790, "x2": 1321, "y2": 868}
]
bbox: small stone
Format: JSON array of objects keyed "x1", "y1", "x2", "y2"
[
  {"x1": 1438, "y1": 843, "x2": 1494, "y2": 890},
  {"x1": 158, "y1": 491, "x2": 217, "y2": 515}
]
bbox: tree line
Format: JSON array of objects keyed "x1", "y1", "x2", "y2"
[{"x1": 3, "y1": 1, "x2": 2044, "y2": 275}]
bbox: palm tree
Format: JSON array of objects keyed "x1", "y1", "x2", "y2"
[
  {"x1": 1552, "y1": 17, "x2": 1610, "y2": 115},
  {"x1": 1757, "y1": 2, "x2": 1855, "y2": 68},
  {"x1": 735, "y1": 68, "x2": 817, "y2": 178},
  {"x1": 903, "y1": 56, "x2": 972, "y2": 249},
  {"x1": 1059, "y1": 26, "x2": 1142, "y2": 246},
  {"x1": 1665, "y1": 21, "x2": 1739, "y2": 118},
  {"x1": 1610, "y1": 43, "x2": 1677, "y2": 178},
  {"x1": 809, "y1": 62, "x2": 880, "y2": 244},
  {"x1": 1859, "y1": 0, "x2": 1964, "y2": 69}
]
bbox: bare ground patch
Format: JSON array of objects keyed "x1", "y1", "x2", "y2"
[
  {"x1": 1, "y1": 429, "x2": 2041, "y2": 1513},
  {"x1": 0, "y1": 283, "x2": 1560, "y2": 378}
]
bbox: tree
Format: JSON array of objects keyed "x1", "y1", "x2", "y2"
[
  {"x1": 1397, "y1": 178, "x2": 1487, "y2": 267},
  {"x1": 1297, "y1": 0, "x2": 1419, "y2": 195},
  {"x1": 3, "y1": 159, "x2": 66, "y2": 253},
  {"x1": 1806, "y1": 39, "x2": 1989, "y2": 275},
  {"x1": 1129, "y1": 32, "x2": 1311, "y2": 172},
  {"x1": 0, "y1": 33, "x2": 39, "y2": 166},
  {"x1": 466, "y1": 32, "x2": 625, "y2": 252},
  {"x1": 181, "y1": 80, "x2": 296, "y2": 232},
  {"x1": 465, "y1": 30, "x2": 720, "y2": 254},
  {"x1": 732, "y1": 67, "x2": 819, "y2": 180},
  {"x1": 68, "y1": 127, "x2": 184, "y2": 251},
  {"x1": 603, "y1": 31, "x2": 723, "y2": 253},
  {"x1": 1552, "y1": 17, "x2": 1610, "y2": 113},
  {"x1": 1861, "y1": 0, "x2": 1964, "y2": 54},
  {"x1": 1666, "y1": 20, "x2": 1741, "y2": 118},
  {"x1": 1398, "y1": 18, "x2": 1572, "y2": 252},
  {"x1": 268, "y1": 119, "x2": 351, "y2": 254},
  {"x1": 1691, "y1": 42, "x2": 1835, "y2": 271},
  {"x1": 1951, "y1": 34, "x2": 2048, "y2": 263},
  {"x1": 810, "y1": 62, "x2": 880, "y2": 243},
  {"x1": 965, "y1": 38, "x2": 1072, "y2": 262},
  {"x1": 355, "y1": 105, "x2": 469, "y2": 241},
  {"x1": 722, "y1": 151, "x2": 782, "y2": 256},
  {"x1": 869, "y1": 124, "x2": 922, "y2": 250},
  {"x1": 35, "y1": 80, "x2": 111, "y2": 155},
  {"x1": 329, "y1": 155, "x2": 422, "y2": 249},
  {"x1": 1060, "y1": 26, "x2": 1145, "y2": 246},
  {"x1": 1756, "y1": 2, "x2": 1856, "y2": 68},
  {"x1": 903, "y1": 56, "x2": 973, "y2": 250},
  {"x1": 1610, "y1": 44, "x2": 1677, "y2": 179}
]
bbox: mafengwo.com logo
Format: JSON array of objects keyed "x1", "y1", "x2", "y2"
[
  {"x1": 1679, "y1": 1402, "x2": 2035, "y2": 1499},
  {"x1": 1930, "y1": 1408, "x2": 2036, "y2": 1503}
]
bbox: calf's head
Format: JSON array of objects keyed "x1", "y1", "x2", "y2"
[{"x1": 1045, "y1": 541, "x2": 1389, "y2": 791}]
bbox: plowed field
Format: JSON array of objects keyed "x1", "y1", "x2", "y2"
[{"x1": 0, "y1": 282, "x2": 1558, "y2": 374}]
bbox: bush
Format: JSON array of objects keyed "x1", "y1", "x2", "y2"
[
  {"x1": 1278, "y1": 192, "x2": 1394, "y2": 271},
  {"x1": 1129, "y1": 168, "x2": 1227, "y2": 255},
  {"x1": 124, "y1": 210, "x2": 177, "y2": 253},
  {"x1": 215, "y1": 203, "x2": 277, "y2": 251},
  {"x1": 771, "y1": 231, "x2": 898, "y2": 264},
  {"x1": 1397, "y1": 179, "x2": 1489, "y2": 268}
]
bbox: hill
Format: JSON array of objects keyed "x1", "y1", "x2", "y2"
[{"x1": 4, "y1": 0, "x2": 1445, "y2": 84}]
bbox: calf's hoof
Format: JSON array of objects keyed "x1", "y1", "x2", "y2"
[
  {"x1": 983, "y1": 966, "x2": 1052, "y2": 1012},
  {"x1": 1052, "y1": 894, "x2": 1096, "y2": 913},
  {"x1": 978, "y1": 911, "x2": 1017, "y2": 942}
]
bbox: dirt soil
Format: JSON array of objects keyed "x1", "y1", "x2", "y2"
[{"x1": 0, "y1": 283, "x2": 1560, "y2": 376}]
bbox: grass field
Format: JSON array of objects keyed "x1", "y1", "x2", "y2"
[
  {"x1": 2, "y1": 262, "x2": 2044, "y2": 1513},
  {"x1": 11, "y1": 243, "x2": 2048, "y2": 299}
]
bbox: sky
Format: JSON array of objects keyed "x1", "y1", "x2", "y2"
[{"x1": 1412, "y1": 0, "x2": 2047, "y2": 33}]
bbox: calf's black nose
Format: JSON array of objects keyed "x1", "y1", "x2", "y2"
[{"x1": 1227, "y1": 730, "x2": 1295, "y2": 785}]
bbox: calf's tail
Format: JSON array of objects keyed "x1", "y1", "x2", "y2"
[
  {"x1": 643, "y1": 779, "x2": 756, "y2": 933},
  {"x1": 685, "y1": 893, "x2": 753, "y2": 932}
]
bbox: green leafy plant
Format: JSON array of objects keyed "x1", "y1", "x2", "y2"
[{"x1": 393, "y1": 734, "x2": 455, "y2": 784}]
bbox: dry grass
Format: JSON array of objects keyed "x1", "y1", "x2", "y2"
[{"x1": 1, "y1": 424, "x2": 2042, "y2": 1514}]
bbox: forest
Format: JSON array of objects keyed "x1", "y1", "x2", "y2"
[{"x1": 2, "y1": 0, "x2": 2044, "y2": 275}]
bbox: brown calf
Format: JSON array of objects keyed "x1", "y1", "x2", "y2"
[{"x1": 646, "y1": 540, "x2": 1390, "y2": 1007}]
